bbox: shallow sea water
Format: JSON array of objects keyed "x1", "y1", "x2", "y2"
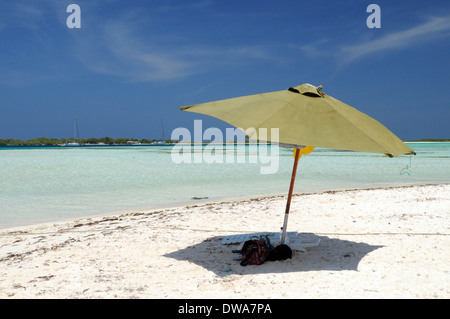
[{"x1": 0, "y1": 142, "x2": 448, "y2": 229}]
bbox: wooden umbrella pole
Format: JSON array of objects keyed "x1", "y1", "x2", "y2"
[{"x1": 280, "y1": 147, "x2": 301, "y2": 244}]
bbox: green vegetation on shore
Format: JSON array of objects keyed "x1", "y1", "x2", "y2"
[
  {"x1": 405, "y1": 138, "x2": 450, "y2": 142},
  {"x1": 0, "y1": 137, "x2": 176, "y2": 146},
  {"x1": 0, "y1": 137, "x2": 448, "y2": 146}
]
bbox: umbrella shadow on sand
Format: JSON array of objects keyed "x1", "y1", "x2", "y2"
[{"x1": 163, "y1": 233, "x2": 383, "y2": 277}]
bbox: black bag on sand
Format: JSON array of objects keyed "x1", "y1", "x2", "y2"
[
  {"x1": 239, "y1": 239, "x2": 270, "y2": 266},
  {"x1": 267, "y1": 244, "x2": 292, "y2": 261},
  {"x1": 234, "y1": 235, "x2": 292, "y2": 266}
]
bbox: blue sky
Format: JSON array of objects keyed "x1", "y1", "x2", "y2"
[{"x1": 0, "y1": 0, "x2": 449, "y2": 140}]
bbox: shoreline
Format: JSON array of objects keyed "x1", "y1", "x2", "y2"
[
  {"x1": 1, "y1": 140, "x2": 449, "y2": 147},
  {"x1": 1, "y1": 183, "x2": 449, "y2": 298},
  {"x1": 1, "y1": 181, "x2": 447, "y2": 232}
]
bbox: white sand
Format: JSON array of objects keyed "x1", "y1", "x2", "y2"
[{"x1": 0, "y1": 184, "x2": 449, "y2": 299}]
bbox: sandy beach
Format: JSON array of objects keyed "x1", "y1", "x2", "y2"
[{"x1": 0, "y1": 183, "x2": 448, "y2": 299}]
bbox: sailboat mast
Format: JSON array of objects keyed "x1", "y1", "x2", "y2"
[
  {"x1": 73, "y1": 118, "x2": 80, "y2": 140},
  {"x1": 160, "y1": 115, "x2": 165, "y2": 141}
]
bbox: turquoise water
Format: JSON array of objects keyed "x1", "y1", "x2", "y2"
[{"x1": 0, "y1": 143, "x2": 449, "y2": 229}]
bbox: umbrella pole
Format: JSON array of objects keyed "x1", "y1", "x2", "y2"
[{"x1": 280, "y1": 147, "x2": 301, "y2": 244}]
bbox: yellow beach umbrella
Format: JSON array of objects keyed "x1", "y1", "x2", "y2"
[{"x1": 181, "y1": 84, "x2": 414, "y2": 244}]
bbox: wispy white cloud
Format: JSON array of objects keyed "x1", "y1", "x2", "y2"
[
  {"x1": 156, "y1": 0, "x2": 212, "y2": 12},
  {"x1": 73, "y1": 18, "x2": 194, "y2": 81},
  {"x1": 298, "y1": 16, "x2": 450, "y2": 65},
  {"x1": 338, "y1": 16, "x2": 450, "y2": 64},
  {"x1": 71, "y1": 12, "x2": 276, "y2": 82},
  {"x1": 0, "y1": 1, "x2": 282, "y2": 83},
  {"x1": 0, "y1": 2, "x2": 45, "y2": 32}
]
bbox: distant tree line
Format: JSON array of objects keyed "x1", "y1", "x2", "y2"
[
  {"x1": 405, "y1": 138, "x2": 450, "y2": 142},
  {"x1": 1, "y1": 137, "x2": 448, "y2": 146},
  {"x1": 0, "y1": 137, "x2": 177, "y2": 146}
]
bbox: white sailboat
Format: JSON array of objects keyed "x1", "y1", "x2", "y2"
[
  {"x1": 156, "y1": 115, "x2": 168, "y2": 145},
  {"x1": 64, "y1": 118, "x2": 80, "y2": 146}
]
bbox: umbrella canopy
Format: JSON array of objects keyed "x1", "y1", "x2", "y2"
[
  {"x1": 181, "y1": 83, "x2": 414, "y2": 157},
  {"x1": 181, "y1": 83, "x2": 414, "y2": 246}
]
